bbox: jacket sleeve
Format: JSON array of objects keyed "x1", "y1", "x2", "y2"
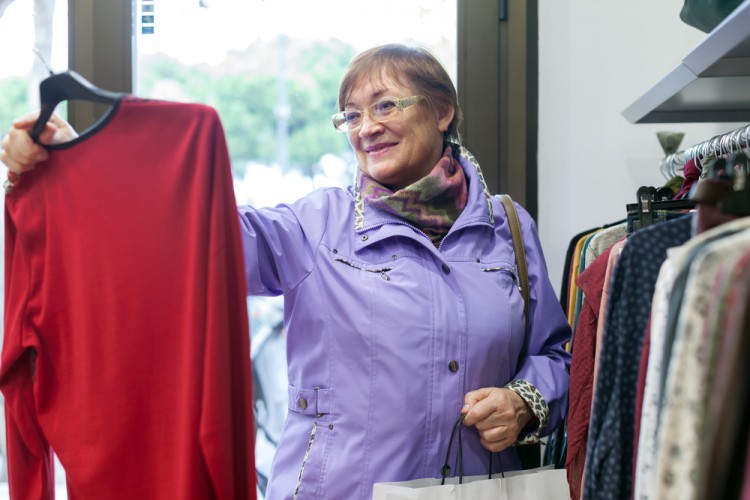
[
  {"x1": 511, "y1": 202, "x2": 572, "y2": 437},
  {"x1": 237, "y1": 189, "x2": 331, "y2": 296}
]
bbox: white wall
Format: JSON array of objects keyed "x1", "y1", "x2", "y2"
[{"x1": 538, "y1": 0, "x2": 743, "y2": 291}]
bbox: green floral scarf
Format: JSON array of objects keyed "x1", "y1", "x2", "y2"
[{"x1": 357, "y1": 146, "x2": 468, "y2": 246}]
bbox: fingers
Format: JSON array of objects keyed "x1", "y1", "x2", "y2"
[
  {"x1": 11, "y1": 111, "x2": 43, "y2": 130},
  {"x1": 37, "y1": 122, "x2": 60, "y2": 145},
  {"x1": 461, "y1": 387, "x2": 494, "y2": 425},
  {"x1": 478, "y1": 432, "x2": 516, "y2": 453},
  {"x1": 1, "y1": 126, "x2": 48, "y2": 174},
  {"x1": 0, "y1": 112, "x2": 77, "y2": 174},
  {"x1": 461, "y1": 387, "x2": 523, "y2": 451},
  {"x1": 462, "y1": 387, "x2": 513, "y2": 427},
  {"x1": 11, "y1": 112, "x2": 76, "y2": 145}
]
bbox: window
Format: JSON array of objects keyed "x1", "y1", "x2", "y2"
[
  {"x1": 135, "y1": 2, "x2": 456, "y2": 497},
  {"x1": 0, "y1": 0, "x2": 68, "y2": 132}
]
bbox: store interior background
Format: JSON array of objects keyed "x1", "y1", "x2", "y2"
[
  {"x1": 538, "y1": 0, "x2": 742, "y2": 288},
  {"x1": 0, "y1": 0, "x2": 746, "y2": 496}
]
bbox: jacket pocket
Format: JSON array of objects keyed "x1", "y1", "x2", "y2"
[
  {"x1": 293, "y1": 421, "x2": 318, "y2": 500},
  {"x1": 288, "y1": 385, "x2": 334, "y2": 499},
  {"x1": 482, "y1": 266, "x2": 520, "y2": 292},
  {"x1": 333, "y1": 256, "x2": 394, "y2": 281}
]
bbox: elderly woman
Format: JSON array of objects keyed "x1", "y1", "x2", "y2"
[{"x1": 1, "y1": 43, "x2": 571, "y2": 499}]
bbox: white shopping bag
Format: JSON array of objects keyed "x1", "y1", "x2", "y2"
[
  {"x1": 372, "y1": 467, "x2": 568, "y2": 500},
  {"x1": 373, "y1": 415, "x2": 568, "y2": 500}
]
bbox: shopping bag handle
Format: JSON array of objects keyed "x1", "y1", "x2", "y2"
[
  {"x1": 440, "y1": 414, "x2": 466, "y2": 484},
  {"x1": 440, "y1": 414, "x2": 501, "y2": 485}
]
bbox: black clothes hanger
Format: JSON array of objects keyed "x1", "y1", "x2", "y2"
[
  {"x1": 717, "y1": 153, "x2": 750, "y2": 216},
  {"x1": 626, "y1": 186, "x2": 695, "y2": 231},
  {"x1": 29, "y1": 70, "x2": 123, "y2": 143}
]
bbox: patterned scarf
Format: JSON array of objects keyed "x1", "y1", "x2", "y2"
[{"x1": 357, "y1": 146, "x2": 468, "y2": 246}]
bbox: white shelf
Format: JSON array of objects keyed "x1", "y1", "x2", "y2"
[{"x1": 623, "y1": 0, "x2": 750, "y2": 123}]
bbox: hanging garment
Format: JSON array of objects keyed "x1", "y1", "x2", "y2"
[
  {"x1": 633, "y1": 216, "x2": 750, "y2": 500},
  {"x1": 572, "y1": 223, "x2": 627, "y2": 338},
  {"x1": 565, "y1": 243, "x2": 617, "y2": 500},
  {"x1": 583, "y1": 223, "x2": 627, "y2": 272},
  {"x1": 591, "y1": 238, "x2": 626, "y2": 389},
  {"x1": 631, "y1": 315, "x2": 651, "y2": 494},
  {"x1": 2, "y1": 97, "x2": 255, "y2": 499},
  {"x1": 653, "y1": 228, "x2": 750, "y2": 500},
  {"x1": 583, "y1": 214, "x2": 692, "y2": 500},
  {"x1": 566, "y1": 230, "x2": 598, "y2": 327},
  {"x1": 699, "y1": 247, "x2": 750, "y2": 500},
  {"x1": 571, "y1": 231, "x2": 600, "y2": 332},
  {"x1": 632, "y1": 248, "x2": 678, "y2": 500},
  {"x1": 560, "y1": 228, "x2": 599, "y2": 314}
]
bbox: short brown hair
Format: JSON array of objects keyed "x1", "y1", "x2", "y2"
[{"x1": 338, "y1": 44, "x2": 462, "y2": 143}]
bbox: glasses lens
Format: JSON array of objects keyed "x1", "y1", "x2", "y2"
[
  {"x1": 332, "y1": 112, "x2": 347, "y2": 131},
  {"x1": 371, "y1": 99, "x2": 399, "y2": 120},
  {"x1": 335, "y1": 110, "x2": 362, "y2": 132}
]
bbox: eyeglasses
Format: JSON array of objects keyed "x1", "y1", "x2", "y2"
[{"x1": 332, "y1": 95, "x2": 425, "y2": 133}]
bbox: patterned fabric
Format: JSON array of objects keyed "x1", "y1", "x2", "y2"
[
  {"x1": 634, "y1": 217, "x2": 750, "y2": 500},
  {"x1": 505, "y1": 379, "x2": 549, "y2": 445},
  {"x1": 356, "y1": 146, "x2": 467, "y2": 247},
  {"x1": 584, "y1": 223, "x2": 627, "y2": 269},
  {"x1": 653, "y1": 229, "x2": 750, "y2": 500},
  {"x1": 353, "y1": 144, "x2": 494, "y2": 231},
  {"x1": 583, "y1": 214, "x2": 693, "y2": 500},
  {"x1": 699, "y1": 249, "x2": 750, "y2": 500},
  {"x1": 633, "y1": 254, "x2": 678, "y2": 500}
]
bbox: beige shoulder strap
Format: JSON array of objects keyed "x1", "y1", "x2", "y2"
[{"x1": 499, "y1": 194, "x2": 529, "y2": 327}]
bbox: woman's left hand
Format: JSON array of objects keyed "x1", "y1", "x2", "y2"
[{"x1": 461, "y1": 387, "x2": 535, "y2": 453}]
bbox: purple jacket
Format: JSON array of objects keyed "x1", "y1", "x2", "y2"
[{"x1": 238, "y1": 146, "x2": 571, "y2": 500}]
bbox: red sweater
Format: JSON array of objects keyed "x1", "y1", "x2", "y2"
[{"x1": 2, "y1": 98, "x2": 255, "y2": 499}]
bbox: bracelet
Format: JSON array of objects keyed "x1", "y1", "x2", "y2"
[{"x1": 4, "y1": 170, "x2": 21, "y2": 194}]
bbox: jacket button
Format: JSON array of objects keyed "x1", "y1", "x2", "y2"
[
  {"x1": 361, "y1": 235, "x2": 368, "y2": 241},
  {"x1": 448, "y1": 360, "x2": 459, "y2": 372},
  {"x1": 441, "y1": 263, "x2": 450, "y2": 274},
  {"x1": 298, "y1": 397, "x2": 308, "y2": 410}
]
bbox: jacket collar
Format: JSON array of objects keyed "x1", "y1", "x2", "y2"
[{"x1": 353, "y1": 144, "x2": 494, "y2": 232}]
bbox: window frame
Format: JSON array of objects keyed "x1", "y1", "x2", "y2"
[{"x1": 66, "y1": 0, "x2": 538, "y2": 218}]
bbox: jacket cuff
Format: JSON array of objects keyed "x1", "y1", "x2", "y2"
[{"x1": 505, "y1": 379, "x2": 550, "y2": 445}]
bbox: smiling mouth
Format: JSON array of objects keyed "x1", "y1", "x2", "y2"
[{"x1": 365, "y1": 143, "x2": 395, "y2": 154}]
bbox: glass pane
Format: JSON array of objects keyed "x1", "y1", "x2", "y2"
[
  {"x1": 135, "y1": 2, "x2": 456, "y2": 498},
  {"x1": 0, "y1": 0, "x2": 68, "y2": 497},
  {"x1": 0, "y1": 0, "x2": 69, "y2": 130}
]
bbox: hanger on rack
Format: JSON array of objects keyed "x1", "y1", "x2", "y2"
[
  {"x1": 29, "y1": 70, "x2": 123, "y2": 143},
  {"x1": 717, "y1": 152, "x2": 750, "y2": 215},
  {"x1": 659, "y1": 152, "x2": 686, "y2": 180},
  {"x1": 626, "y1": 185, "x2": 695, "y2": 231}
]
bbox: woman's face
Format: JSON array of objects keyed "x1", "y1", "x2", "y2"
[{"x1": 345, "y1": 74, "x2": 454, "y2": 190}]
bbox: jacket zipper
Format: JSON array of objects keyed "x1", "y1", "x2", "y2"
[
  {"x1": 293, "y1": 421, "x2": 317, "y2": 500},
  {"x1": 334, "y1": 257, "x2": 393, "y2": 281}
]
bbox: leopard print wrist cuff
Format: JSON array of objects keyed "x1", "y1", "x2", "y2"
[{"x1": 505, "y1": 379, "x2": 550, "y2": 445}]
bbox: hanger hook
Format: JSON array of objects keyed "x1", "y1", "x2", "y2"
[{"x1": 32, "y1": 48, "x2": 54, "y2": 76}]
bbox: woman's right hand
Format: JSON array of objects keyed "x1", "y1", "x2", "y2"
[{"x1": 1, "y1": 113, "x2": 78, "y2": 174}]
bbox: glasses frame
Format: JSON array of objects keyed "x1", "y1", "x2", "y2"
[{"x1": 332, "y1": 95, "x2": 425, "y2": 133}]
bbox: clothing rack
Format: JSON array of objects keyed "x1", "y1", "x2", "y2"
[{"x1": 660, "y1": 122, "x2": 750, "y2": 178}]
